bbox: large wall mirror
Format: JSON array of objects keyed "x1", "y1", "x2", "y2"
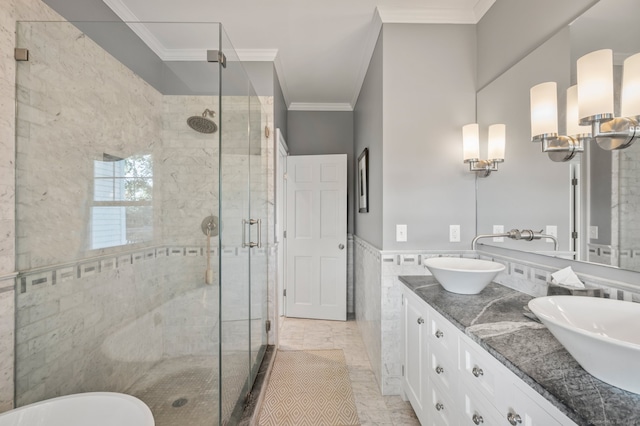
[{"x1": 476, "y1": 0, "x2": 640, "y2": 272}]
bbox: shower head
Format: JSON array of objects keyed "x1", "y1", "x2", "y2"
[{"x1": 187, "y1": 109, "x2": 218, "y2": 134}]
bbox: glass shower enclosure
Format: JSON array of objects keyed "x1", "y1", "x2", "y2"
[{"x1": 14, "y1": 20, "x2": 269, "y2": 425}]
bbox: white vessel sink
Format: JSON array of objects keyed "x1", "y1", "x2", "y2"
[
  {"x1": 423, "y1": 257, "x2": 505, "y2": 295},
  {"x1": 528, "y1": 295, "x2": 640, "y2": 394}
]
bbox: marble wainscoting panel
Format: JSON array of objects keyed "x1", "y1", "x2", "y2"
[
  {"x1": 478, "y1": 250, "x2": 640, "y2": 301},
  {"x1": 353, "y1": 240, "x2": 476, "y2": 396},
  {"x1": 354, "y1": 237, "x2": 382, "y2": 390},
  {"x1": 347, "y1": 234, "x2": 354, "y2": 314}
]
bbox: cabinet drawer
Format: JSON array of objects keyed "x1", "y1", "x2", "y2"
[
  {"x1": 427, "y1": 307, "x2": 458, "y2": 354},
  {"x1": 427, "y1": 346, "x2": 457, "y2": 395},
  {"x1": 497, "y1": 380, "x2": 565, "y2": 426},
  {"x1": 459, "y1": 337, "x2": 500, "y2": 404},
  {"x1": 461, "y1": 387, "x2": 504, "y2": 426},
  {"x1": 426, "y1": 382, "x2": 457, "y2": 426}
]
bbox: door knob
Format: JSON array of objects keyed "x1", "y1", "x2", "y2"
[{"x1": 338, "y1": 244, "x2": 345, "y2": 250}]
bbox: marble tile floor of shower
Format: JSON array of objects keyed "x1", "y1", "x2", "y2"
[
  {"x1": 126, "y1": 354, "x2": 244, "y2": 426},
  {"x1": 277, "y1": 317, "x2": 420, "y2": 426}
]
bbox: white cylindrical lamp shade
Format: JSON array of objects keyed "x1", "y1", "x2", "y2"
[
  {"x1": 487, "y1": 124, "x2": 506, "y2": 160},
  {"x1": 566, "y1": 85, "x2": 591, "y2": 137},
  {"x1": 577, "y1": 49, "x2": 614, "y2": 121},
  {"x1": 530, "y1": 82, "x2": 558, "y2": 138},
  {"x1": 622, "y1": 52, "x2": 640, "y2": 119},
  {"x1": 462, "y1": 123, "x2": 479, "y2": 162}
]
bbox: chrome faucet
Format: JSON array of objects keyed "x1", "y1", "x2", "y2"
[{"x1": 472, "y1": 229, "x2": 558, "y2": 251}]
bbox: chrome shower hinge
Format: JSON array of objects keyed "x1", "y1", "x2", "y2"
[{"x1": 15, "y1": 48, "x2": 29, "y2": 61}]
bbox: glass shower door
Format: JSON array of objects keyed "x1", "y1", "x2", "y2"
[{"x1": 218, "y1": 26, "x2": 268, "y2": 424}]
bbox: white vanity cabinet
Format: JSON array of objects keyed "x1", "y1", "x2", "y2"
[
  {"x1": 401, "y1": 289, "x2": 429, "y2": 425},
  {"x1": 401, "y1": 284, "x2": 576, "y2": 426}
]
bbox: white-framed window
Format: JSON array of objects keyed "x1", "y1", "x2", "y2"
[{"x1": 91, "y1": 153, "x2": 153, "y2": 249}]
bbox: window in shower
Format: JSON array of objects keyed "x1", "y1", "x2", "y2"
[{"x1": 90, "y1": 153, "x2": 153, "y2": 249}]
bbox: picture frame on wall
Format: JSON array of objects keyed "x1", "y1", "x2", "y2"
[{"x1": 358, "y1": 148, "x2": 369, "y2": 213}]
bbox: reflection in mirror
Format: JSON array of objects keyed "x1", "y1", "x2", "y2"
[
  {"x1": 570, "y1": 0, "x2": 640, "y2": 271},
  {"x1": 476, "y1": 0, "x2": 640, "y2": 272}
]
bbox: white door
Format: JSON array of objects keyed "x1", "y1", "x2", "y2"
[{"x1": 285, "y1": 154, "x2": 347, "y2": 321}]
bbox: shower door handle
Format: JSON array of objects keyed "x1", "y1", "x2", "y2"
[{"x1": 242, "y1": 219, "x2": 262, "y2": 248}]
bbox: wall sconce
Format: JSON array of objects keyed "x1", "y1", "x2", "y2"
[
  {"x1": 577, "y1": 49, "x2": 640, "y2": 150},
  {"x1": 530, "y1": 49, "x2": 640, "y2": 161},
  {"x1": 530, "y1": 82, "x2": 587, "y2": 162},
  {"x1": 462, "y1": 123, "x2": 505, "y2": 177}
]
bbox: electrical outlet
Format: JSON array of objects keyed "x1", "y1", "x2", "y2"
[
  {"x1": 590, "y1": 226, "x2": 598, "y2": 239},
  {"x1": 546, "y1": 225, "x2": 558, "y2": 240},
  {"x1": 449, "y1": 225, "x2": 460, "y2": 243},
  {"x1": 493, "y1": 225, "x2": 504, "y2": 242},
  {"x1": 396, "y1": 224, "x2": 407, "y2": 242}
]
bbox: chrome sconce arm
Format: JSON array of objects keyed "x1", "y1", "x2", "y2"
[
  {"x1": 464, "y1": 158, "x2": 503, "y2": 177},
  {"x1": 581, "y1": 114, "x2": 640, "y2": 151},
  {"x1": 531, "y1": 133, "x2": 586, "y2": 162}
]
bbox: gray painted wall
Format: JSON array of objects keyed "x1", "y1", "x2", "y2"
[
  {"x1": 354, "y1": 31, "x2": 384, "y2": 249},
  {"x1": 274, "y1": 67, "x2": 288, "y2": 142},
  {"x1": 381, "y1": 24, "x2": 477, "y2": 251},
  {"x1": 476, "y1": 0, "x2": 597, "y2": 89},
  {"x1": 287, "y1": 111, "x2": 354, "y2": 233}
]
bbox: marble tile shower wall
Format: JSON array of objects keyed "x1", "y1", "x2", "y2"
[
  {"x1": 354, "y1": 234, "x2": 640, "y2": 398},
  {"x1": 1, "y1": 0, "x2": 66, "y2": 412},
  {"x1": 15, "y1": 250, "x2": 220, "y2": 406},
  {"x1": 15, "y1": 20, "x2": 164, "y2": 270}
]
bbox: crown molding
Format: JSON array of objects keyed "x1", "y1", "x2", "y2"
[
  {"x1": 376, "y1": 8, "x2": 477, "y2": 24},
  {"x1": 236, "y1": 49, "x2": 279, "y2": 61},
  {"x1": 288, "y1": 103, "x2": 353, "y2": 112},
  {"x1": 474, "y1": 0, "x2": 497, "y2": 22}
]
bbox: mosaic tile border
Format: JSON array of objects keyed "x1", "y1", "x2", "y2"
[{"x1": 16, "y1": 244, "x2": 276, "y2": 295}]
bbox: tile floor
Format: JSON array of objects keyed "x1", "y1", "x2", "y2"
[{"x1": 278, "y1": 317, "x2": 420, "y2": 426}]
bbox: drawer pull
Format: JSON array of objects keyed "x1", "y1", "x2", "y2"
[
  {"x1": 472, "y1": 414, "x2": 484, "y2": 424},
  {"x1": 507, "y1": 412, "x2": 522, "y2": 425},
  {"x1": 435, "y1": 402, "x2": 444, "y2": 411},
  {"x1": 417, "y1": 317, "x2": 425, "y2": 325},
  {"x1": 472, "y1": 366, "x2": 484, "y2": 377},
  {"x1": 435, "y1": 330, "x2": 444, "y2": 338},
  {"x1": 435, "y1": 366, "x2": 444, "y2": 374}
]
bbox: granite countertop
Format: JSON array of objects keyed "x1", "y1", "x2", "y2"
[{"x1": 398, "y1": 276, "x2": 640, "y2": 426}]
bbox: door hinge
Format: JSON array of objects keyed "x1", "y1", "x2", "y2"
[
  {"x1": 283, "y1": 230, "x2": 287, "y2": 238},
  {"x1": 283, "y1": 289, "x2": 287, "y2": 297},
  {"x1": 402, "y1": 365, "x2": 405, "y2": 376},
  {"x1": 265, "y1": 320, "x2": 271, "y2": 332},
  {"x1": 572, "y1": 231, "x2": 578, "y2": 239},
  {"x1": 572, "y1": 177, "x2": 578, "y2": 186},
  {"x1": 283, "y1": 173, "x2": 288, "y2": 180}
]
